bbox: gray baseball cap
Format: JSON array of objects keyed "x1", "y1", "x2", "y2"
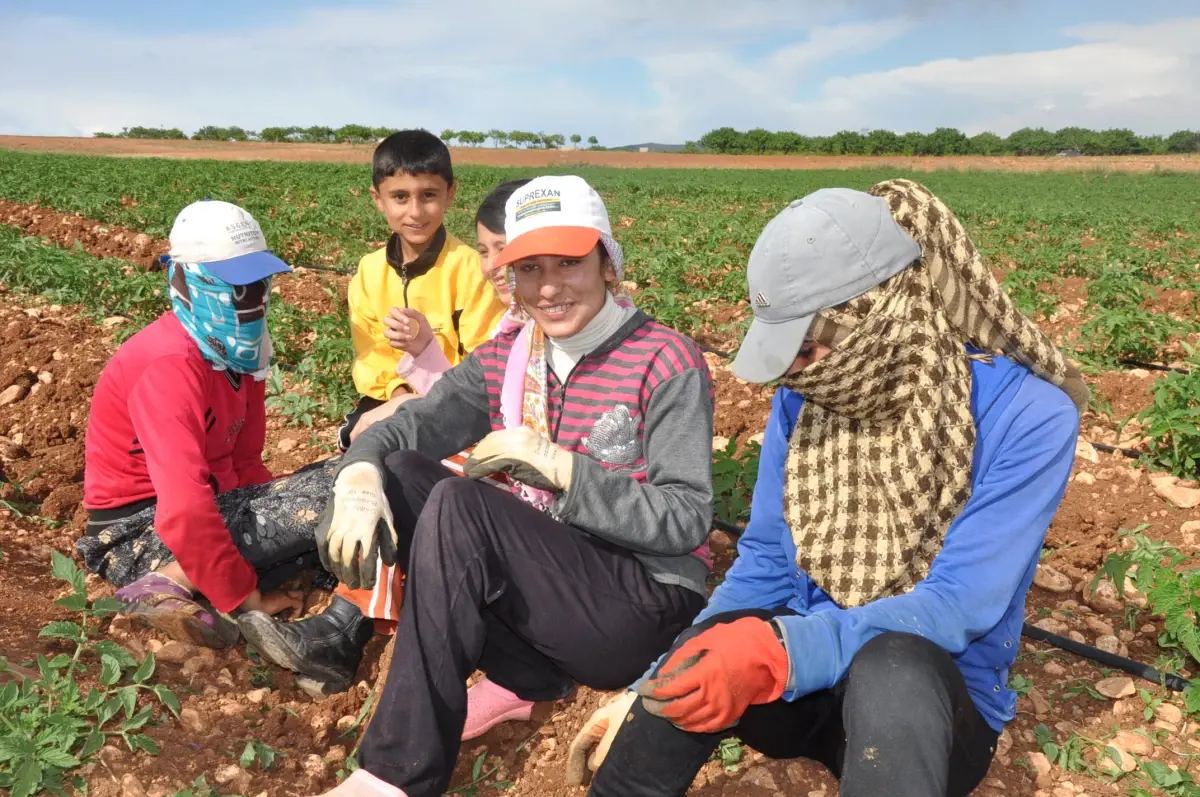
[{"x1": 730, "y1": 188, "x2": 922, "y2": 383}]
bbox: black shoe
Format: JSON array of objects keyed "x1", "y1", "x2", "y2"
[{"x1": 238, "y1": 595, "x2": 373, "y2": 698}]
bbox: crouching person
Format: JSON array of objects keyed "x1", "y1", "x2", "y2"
[
  {"x1": 266, "y1": 176, "x2": 713, "y2": 797},
  {"x1": 572, "y1": 180, "x2": 1087, "y2": 797},
  {"x1": 79, "y1": 200, "x2": 318, "y2": 647}
]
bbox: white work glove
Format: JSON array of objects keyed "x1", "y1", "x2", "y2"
[
  {"x1": 565, "y1": 691, "x2": 638, "y2": 786},
  {"x1": 464, "y1": 427, "x2": 575, "y2": 492},
  {"x1": 316, "y1": 462, "x2": 397, "y2": 590}
]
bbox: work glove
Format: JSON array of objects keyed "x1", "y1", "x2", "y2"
[
  {"x1": 463, "y1": 427, "x2": 575, "y2": 493},
  {"x1": 637, "y1": 618, "x2": 789, "y2": 734},
  {"x1": 316, "y1": 462, "x2": 397, "y2": 590},
  {"x1": 564, "y1": 691, "x2": 638, "y2": 786}
]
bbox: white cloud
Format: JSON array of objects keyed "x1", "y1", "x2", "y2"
[
  {"x1": 804, "y1": 17, "x2": 1200, "y2": 135},
  {"x1": 0, "y1": 5, "x2": 1197, "y2": 142}
]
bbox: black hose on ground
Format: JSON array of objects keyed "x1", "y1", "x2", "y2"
[{"x1": 708, "y1": 517, "x2": 1188, "y2": 692}]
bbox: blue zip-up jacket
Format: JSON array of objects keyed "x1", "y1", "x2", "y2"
[{"x1": 676, "y1": 354, "x2": 1079, "y2": 731}]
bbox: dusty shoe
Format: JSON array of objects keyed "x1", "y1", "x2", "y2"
[
  {"x1": 461, "y1": 677, "x2": 534, "y2": 741},
  {"x1": 237, "y1": 595, "x2": 372, "y2": 698},
  {"x1": 316, "y1": 769, "x2": 407, "y2": 796},
  {"x1": 114, "y1": 572, "x2": 238, "y2": 649}
]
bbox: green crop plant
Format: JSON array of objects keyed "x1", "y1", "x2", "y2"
[
  {"x1": 1137, "y1": 345, "x2": 1200, "y2": 477},
  {"x1": 0, "y1": 552, "x2": 180, "y2": 797}
]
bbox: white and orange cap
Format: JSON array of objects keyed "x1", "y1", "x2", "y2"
[{"x1": 494, "y1": 176, "x2": 622, "y2": 272}]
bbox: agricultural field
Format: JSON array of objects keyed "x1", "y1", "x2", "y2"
[{"x1": 0, "y1": 146, "x2": 1198, "y2": 797}]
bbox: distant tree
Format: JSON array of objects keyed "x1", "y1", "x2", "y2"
[
  {"x1": 487, "y1": 129, "x2": 507, "y2": 148},
  {"x1": 968, "y1": 132, "x2": 1005, "y2": 155},
  {"x1": 682, "y1": 141, "x2": 700, "y2": 153},
  {"x1": 121, "y1": 126, "x2": 187, "y2": 139},
  {"x1": 1166, "y1": 130, "x2": 1200, "y2": 153},
  {"x1": 301, "y1": 126, "x2": 336, "y2": 143},
  {"x1": 440, "y1": 128, "x2": 456, "y2": 145},
  {"x1": 570, "y1": 134, "x2": 582, "y2": 148},
  {"x1": 335, "y1": 124, "x2": 375, "y2": 143},
  {"x1": 587, "y1": 135, "x2": 599, "y2": 146},
  {"x1": 827, "y1": 130, "x2": 867, "y2": 155},
  {"x1": 372, "y1": 127, "x2": 399, "y2": 140},
  {"x1": 539, "y1": 132, "x2": 565, "y2": 149},
  {"x1": 864, "y1": 129, "x2": 902, "y2": 155},
  {"x1": 923, "y1": 127, "x2": 970, "y2": 155},
  {"x1": 698, "y1": 127, "x2": 741, "y2": 154},
  {"x1": 508, "y1": 130, "x2": 536, "y2": 148},
  {"x1": 1006, "y1": 127, "x2": 1056, "y2": 156}
]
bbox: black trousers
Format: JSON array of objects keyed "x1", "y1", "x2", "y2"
[
  {"x1": 590, "y1": 610, "x2": 999, "y2": 797},
  {"x1": 358, "y1": 451, "x2": 706, "y2": 797}
]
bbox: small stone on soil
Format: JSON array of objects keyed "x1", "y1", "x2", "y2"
[
  {"x1": 1095, "y1": 677, "x2": 1137, "y2": 699},
  {"x1": 1034, "y1": 565, "x2": 1072, "y2": 594},
  {"x1": 121, "y1": 774, "x2": 146, "y2": 797},
  {"x1": 302, "y1": 754, "x2": 328, "y2": 779}
]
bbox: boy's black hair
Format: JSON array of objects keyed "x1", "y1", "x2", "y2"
[
  {"x1": 475, "y1": 178, "x2": 533, "y2": 234},
  {"x1": 372, "y1": 129, "x2": 454, "y2": 188}
]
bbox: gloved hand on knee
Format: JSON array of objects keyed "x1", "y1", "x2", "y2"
[
  {"x1": 565, "y1": 690, "x2": 638, "y2": 786},
  {"x1": 637, "y1": 618, "x2": 790, "y2": 734},
  {"x1": 317, "y1": 462, "x2": 397, "y2": 590},
  {"x1": 464, "y1": 427, "x2": 575, "y2": 493}
]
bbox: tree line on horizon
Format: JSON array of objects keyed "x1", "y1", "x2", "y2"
[
  {"x1": 91, "y1": 124, "x2": 1200, "y2": 157},
  {"x1": 691, "y1": 126, "x2": 1200, "y2": 156},
  {"x1": 93, "y1": 125, "x2": 604, "y2": 149}
]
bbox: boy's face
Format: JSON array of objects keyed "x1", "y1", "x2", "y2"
[{"x1": 370, "y1": 172, "x2": 455, "y2": 248}]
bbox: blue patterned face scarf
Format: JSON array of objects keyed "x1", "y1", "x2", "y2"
[{"x1": 167, "y1": 260, "x2": 273, "y2": 380}]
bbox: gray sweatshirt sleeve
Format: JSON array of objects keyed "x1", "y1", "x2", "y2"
[
  {"x1": 339, "y1": 353, "x2": 493, "y2": 474},
  {"x1": 553, "y1": 367, "x2": 714, "y2": 556}
]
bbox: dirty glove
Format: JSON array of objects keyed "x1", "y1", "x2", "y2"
[
  {"x1": 316, "y1": 462, "x2": 397, "y2": 590},
  {"x1": 565, "y1": 691, "x2": 638, "y2": 786},
  {"x1": 638, "y1": 618, "x2": 789, "y2": 734},
  {"x1": 464, "y1": 427, "x2": 574, "y2": 492}
]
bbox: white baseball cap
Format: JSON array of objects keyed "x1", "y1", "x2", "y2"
[
  {"x1": 494, "y1": 176, "x2": 612, "y2": 268},
  {"x1": 168, "y1": 199, "x2": 292, "y2": 285}
]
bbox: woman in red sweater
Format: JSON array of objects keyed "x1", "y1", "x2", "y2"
[{"x1": 79, "y1": 200, "x2": 314, "y2": 647}]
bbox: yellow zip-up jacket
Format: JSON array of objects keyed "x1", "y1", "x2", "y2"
[{"x1": 348, "y1": 229, "x2": 507, "y2": 401}]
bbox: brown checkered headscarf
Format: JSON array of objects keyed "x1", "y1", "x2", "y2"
[{"x1": 778, "y1": 179, "x2": 1087, "y2": 609}]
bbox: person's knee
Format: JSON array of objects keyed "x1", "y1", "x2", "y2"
[
  {"x1": 845, "y1": 633, "x2": 952, "y2": 728},
  {"x1": 381, "y1": 449, "x2": 439, "y2": 481},
  {"x1": 652, "y1": 609, "x2": 782, "y2": 676},
  {"x1": 412, "y1": 478, "x2": 492, "y2": 548}
]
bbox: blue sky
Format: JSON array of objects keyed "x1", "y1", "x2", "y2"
[{"x1": 2, "y1": 0, "x2": 1197, "y2": 144}]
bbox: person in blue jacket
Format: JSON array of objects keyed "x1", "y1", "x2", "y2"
[{"x1": 567, "y1": 178, "x2": 1090, "y2": 797}]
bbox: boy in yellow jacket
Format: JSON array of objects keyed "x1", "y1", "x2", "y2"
[{"x1": 338, "y1": 129, "x2": 506, "y2": 451}]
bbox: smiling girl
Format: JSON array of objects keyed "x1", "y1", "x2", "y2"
[{"x1": 243, "y1": 175, "x2": 715, "y2": 797}]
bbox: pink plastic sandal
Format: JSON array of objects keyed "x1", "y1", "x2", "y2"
[
  {"x1": 461, "y1": 677, "x2": 535, "y2": 741},
  {"x1": 316, "y1": 769, "x2": 407, "y2": 796}
]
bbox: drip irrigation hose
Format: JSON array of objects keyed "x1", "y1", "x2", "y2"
[
  {"x1": 709, "y1": 517, "x2": 1188, "y2": 692},
  {"x1": 1117, "y1": 358, "x2": 1191, "y2": 376},
  {"x1": 293, "y1": 263, "x2": 355, "y2": 275}
]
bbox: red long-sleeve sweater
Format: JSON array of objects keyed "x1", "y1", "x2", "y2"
[{"x1": 83, "y1": 313, "x2": 272, "y2": 612}]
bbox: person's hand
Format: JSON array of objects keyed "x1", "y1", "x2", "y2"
[
  {"x1": 348, "y1": 393, "x2": 415, "y2": 444},
  {"x1": 238, "y1": 589, "x2": 304, "y2": 617},
  {"x1": 383, "y1": 307, "x2": 434, "y2": 355},
  {"x1": 316, "y1": 462, "x2": 397, "y2": 590},
  {"x1": 464, "y1": 427, "x2": 574, "y2": 492},
  {"x1": 565, "y1": 690, "x2": 638, "y2": 786},
  {"x1": 637, "y1": 618, "x2": 789, "y2": 734}
]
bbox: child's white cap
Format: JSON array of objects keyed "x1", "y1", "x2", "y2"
[{"x1": 169, "y1": 199, "x2": 291, "y2": 285}]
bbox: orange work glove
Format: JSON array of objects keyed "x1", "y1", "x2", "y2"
[{"x1": 637, "y1": 617, "x2": 789, "y2": 734}]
